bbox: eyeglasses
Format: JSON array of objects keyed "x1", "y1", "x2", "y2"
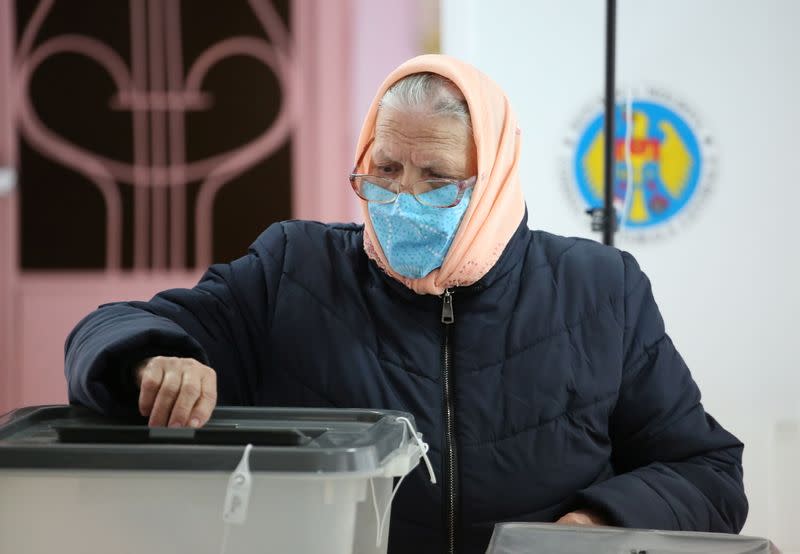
[
  {"x1": 349, "y1": 138, "x2": 476, "y2": 208},
  {"x1": 349, "y1": 174, "x2": 476, "y2": 208}
]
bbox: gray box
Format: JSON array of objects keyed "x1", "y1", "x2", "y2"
[{"x1": 487, "y1": 523, "x2": 773, "y2": 554}]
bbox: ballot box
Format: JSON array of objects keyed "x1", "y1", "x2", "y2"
[
  {"x1": 486, "y1": 523, "x2": 773, "y2": 554},
  {"x1": 0, "y1": 405, "x2": 429, "y2": 554}
]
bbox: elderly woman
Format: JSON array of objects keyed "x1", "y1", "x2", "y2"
[{"x1": 65, "y1": 55, "x2": 747, "y2": 553}]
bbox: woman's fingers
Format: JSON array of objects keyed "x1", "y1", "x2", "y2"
[
  {"x1": 555, "y1": 509, "x2": 608, "y2": 526},
  {"x1": 135, "y1": 356, "x2": 218, "y2": 428},
  {"x1": 148, "y1": 364, "x2": 182, "y2": 427},
  {"x1": 167, "y1": 370, "x2": 202, "y2": 428},
  {"x1": 137, "y1": 359, "x2": 164, "y2": 418},
  {"x1": 187, "y1": 369, "x2": 218, "y2": 428}
]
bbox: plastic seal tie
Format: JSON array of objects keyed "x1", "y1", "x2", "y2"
[
  {"x1": 222, "y1": 443, "x2": 253, "y2": 525},
  {"x1": 371, "y1": 472, "x2": 410, "y2": 547},
  {"x1": 369, "y1": 417, "x2": 437, "y2": 547},
  {"x1": 395, "y1": 416, "x2": 436, "y2": 484}
]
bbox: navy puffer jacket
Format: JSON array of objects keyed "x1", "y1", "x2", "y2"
[{"x1": 65, "y1": 214, "x2": 748, "y2": 553}]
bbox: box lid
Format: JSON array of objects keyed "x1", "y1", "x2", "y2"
[{"x1": 0, "y1": 405, "x2": 423, "y2": 475}]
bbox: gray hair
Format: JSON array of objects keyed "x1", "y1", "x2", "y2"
[{"x1": 378, "y1": 72, "x2": 471, "y2": 129}]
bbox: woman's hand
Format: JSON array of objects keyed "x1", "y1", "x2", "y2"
[
  {"x1": 555, "y1": 509, "x2": 609, "y2": 526},
  {"x1": 135, "y1": 356, "x2": 217, "y2": 428}
]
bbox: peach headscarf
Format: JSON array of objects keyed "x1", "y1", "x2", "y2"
[{"x1": 356, "y1": 54, "x2": 526, "y2": 295}]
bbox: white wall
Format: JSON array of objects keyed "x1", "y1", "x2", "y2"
[{"x1": 443, "y1": 0, "x2": 800, "y2": 547}]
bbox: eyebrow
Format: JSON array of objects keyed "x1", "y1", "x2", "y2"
[
  {"x1": 418, "y1": 159, "x2": 464, "y2": 176},
  {"x1": 370, "y1": 149, "x2": 394, "y2": 163},
  {"x1": 371, "y1": 149, "x2": 463, "y2": 174}
]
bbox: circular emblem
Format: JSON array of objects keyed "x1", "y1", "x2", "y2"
[{"x1": 563, "y1": 89, "x2": 715, "y2": 239}]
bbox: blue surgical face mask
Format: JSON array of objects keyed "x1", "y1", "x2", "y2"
[{"x1": 368, "y1": 187, "x2": 473, "y2": 279}]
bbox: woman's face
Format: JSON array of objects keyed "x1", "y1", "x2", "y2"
[{"x1": 369, "y1": 108, "x2": 477, "y2": 186}]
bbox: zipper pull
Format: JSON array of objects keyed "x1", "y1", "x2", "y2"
[{"x1": 441, "y1": 289, "x2": 454, "y2": 325}]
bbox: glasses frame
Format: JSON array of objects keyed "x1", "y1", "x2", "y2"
[{"x1": 348, "y1": 138, "x2": 476, "y2": 209}]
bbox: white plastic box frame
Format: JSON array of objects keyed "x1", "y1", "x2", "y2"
[{"x1": 0, "y1": 405, "x2": 430, "y2": 554}]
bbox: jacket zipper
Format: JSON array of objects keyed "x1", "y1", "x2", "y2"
[{"x1": 441, "y1": 288, "x2": 458, "y2": 554}]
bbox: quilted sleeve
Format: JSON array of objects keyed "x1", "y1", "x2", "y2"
[
  {"x1": 64, "y1": 223, "x2": 289, "y2": 416},
  {"x1": 574, "y1": 252, "x2": 748, "y2": 532}
]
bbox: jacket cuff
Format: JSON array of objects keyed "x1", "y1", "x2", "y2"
[{"x1": 575, "y1": 472, "x2": 680, "y2": 530}]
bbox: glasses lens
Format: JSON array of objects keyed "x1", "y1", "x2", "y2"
[
  {"x1": 415, "y1": 181, "x2": 460, "y2": 207},
  {"x1": 355, "y1": 177, "x2": 397, "y2": 203}
]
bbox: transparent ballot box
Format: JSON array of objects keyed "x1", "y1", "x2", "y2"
[{"x1": 0, "y1": 405, "x2": 429, "y2": 554}]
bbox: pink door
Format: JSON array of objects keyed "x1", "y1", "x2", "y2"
[{"x1": 0, "y1": 0, "x2": 422, "y2": 414}]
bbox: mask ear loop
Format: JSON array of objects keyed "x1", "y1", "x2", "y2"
[{"x1": 370, "y1": 417, "x2": 437, "y2": 546}]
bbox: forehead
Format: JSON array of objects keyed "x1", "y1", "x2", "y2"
[{"x1": 371, "y1": 109, "x2": 474, "y2": 162}]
